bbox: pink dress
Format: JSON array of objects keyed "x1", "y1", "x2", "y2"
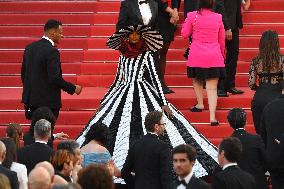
[{"x1": 181, "y1": 9, "x2": 225, "y2": 68}]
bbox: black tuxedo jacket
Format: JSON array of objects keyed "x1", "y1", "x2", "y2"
[
  {"x1": 212, "y1": 165, "x2": 256, "y2": 189},
  {"x1": 261, "y1": 94, "x2": 284, "y2": 169},
  {"x1": 232, "y1": 130, "x2": 268, "y2": 189},
  {"x1": 21, "y1": 38, "x2": 76, "y2": 109},
  {"x1": 17, "y1": 142, "x2": 54, "y2": 173},
  {"x1": 116, "y1": 0, "x2": 158, "y2": 31},
  {"x1": 173, "y1": 175, "x2": 209, "y2": 189},
  {"x1": 223, "y1": 0, "x2": 243, "y2": 30},
  {"x1": 121, "y1": 133, "x2": 173, "y2": 189},
  {"x1": 0, "y1": 165, "x2": 19, "y2": 189}
]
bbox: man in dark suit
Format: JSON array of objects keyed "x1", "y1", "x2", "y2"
[
  {"x1": 212, "y1": 137, "x2": 256, "y2": 189},
  {"x1": 172, "y1": 144, "x2": 209, "y2": 189},
  {"x1": 0, "y1": 141, "x2": 19, "y2": 189},
  {"x1": 21, "y1": 19, "x2": 82, "y2": 120},
  {"x1": 228, "y1": 108, "x2": 268, "y2": 189},
  {"x1": 121, "y1": 111, "x2": 173, "y2": 189},
  {"x1": 17, "y1": 119, "x2": 54, "y2": 173},
  {"x1": 261, "y1": 89, "x2": 284, "y2": 189}
]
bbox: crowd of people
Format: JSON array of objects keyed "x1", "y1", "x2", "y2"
[{"x1": 1, "y1": 0, "x2": 283, "y2": 188}]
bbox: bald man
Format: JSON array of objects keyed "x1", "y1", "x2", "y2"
[
  {"x1": 28, "y1": 167, "x2": 51, "y2": 189},
  {"x1": 0, "y1": 141, "x2": 19, "y2": 189}
]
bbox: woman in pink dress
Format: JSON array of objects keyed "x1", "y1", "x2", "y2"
[{"x1": 181, "y1": 0, "x2": 225, "y2": 126}]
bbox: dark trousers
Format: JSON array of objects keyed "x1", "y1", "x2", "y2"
[
  {"x1": 158, "y1": 42, "x2": 171, "y2": 86},
  {"x1": 27, "y1": 105, "x2": 60, "y2": 120},
  {"x1": 218, "y1": 28, "x2": 239, "y2": 90},
  {"x1": 270, "y1": 170, "x2": 284, "y2": 189}
]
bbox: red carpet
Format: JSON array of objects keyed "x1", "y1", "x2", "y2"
[{"x1": 0, "y1": 0, "x2": 283, "y2": 146}]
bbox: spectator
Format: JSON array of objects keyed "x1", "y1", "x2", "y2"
[
  {"x1": 121, "y1": 111, "x2": 173, "y2": 189},
  {"x1": 249, "y1": 30, "x2": 284, "y2": 134},
  {"x1": 57, "y1": 140, "x2": 82, "y2": 182},
  {"x1": 77, "y1": 164, "x2": 113, "y2": 189},
  {"x1": 28, "y1": 167, "x2": 51, "y2": 189},
  {"x1": 0, "y1": 173, "x2": 11, "y2": 189},
  {"x1": 181, "y1": 0, "x2": 226, "y2": 126},
  {"x1": 6, "y1": 123, "x2": 23, "y2": 149},
  {"x1": 80, "y1": 122, "x2": 120, "y2": 177},
  {"x1": 228, "y1": 108, "x2": 268, "y2": 189},
  {"x1": 51, "y1": 150, "x2": 74, "y2": 183},
  {"x1": 35, "y1": 161, "x2": 68, "y2": 186},
  {"x1": 1, "y1": 138, "x2": 28, "y2": 189},
  {"x1": 212, "y1": 137, "x2": 256, "y2": 189},
  {"x1": 24, "y1": 107, "x2": 69, "y2": 148},
  {"x1": 0, "y1": 141, "x2": 19, "y2": 189},
  {"x1": 172, "y1": 144, "x2": 209, "y2": 189},
  {"x1": 261, "y1": 89, "x2": 284, "y2": 189},
  {"x1": 17, "y1": 119, "x2": 54, "y2": 173}
]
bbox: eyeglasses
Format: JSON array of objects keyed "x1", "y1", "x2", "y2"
[{"x1": 158, "y1": 123, "x2": 165, "y2": 126}]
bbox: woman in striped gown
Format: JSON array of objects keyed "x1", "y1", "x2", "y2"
[{"x1": 76, "y1": 26, "x2": 219, "y2": 182}]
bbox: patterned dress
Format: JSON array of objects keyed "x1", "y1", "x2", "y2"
[{"x1": 76, "y1": 51, "x2": 219, "y2": 181}]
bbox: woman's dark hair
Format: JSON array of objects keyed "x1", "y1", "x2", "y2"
[
  {"x1": 44, "y1": 19, "x2": 62, "y2": 32},
  {"x1": 6, "y1": 123, "x2": 22, "y2": 149},
  {"x1": 198, "y1": 0, "x2": 214, "y2": 10},
  {"x1": 29, "y1": 107, "x2": 56, "y2": 136},
  {"x1": 0, "y1": 137, "x2": 17, "y2": 169},
  {"x1": 144, "y1": 111, "x2": 163, "y2": 132},
  {"x1": 227, "y1": 108, "x2": 247, "y2": 130},
  {"x1": 258, "y1": 30, "x2": 281, "y2": 72},
  {"x1": 84, "y1": 122, "x2": 110, "y2": 147}
]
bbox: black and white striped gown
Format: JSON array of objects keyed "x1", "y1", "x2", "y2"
[{"x1": 76, "y1": 51, "x2": 219, "y2": 180}]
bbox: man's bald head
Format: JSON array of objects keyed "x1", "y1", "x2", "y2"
[
  {"x1": 35, "y1": 161, "x2": 55, "y2": 178},
  {"x1": 28, "y1": 167, "x2": 51, "y2": 189},
  {"x1": 0, "y1": 141, "x2": 6, "y2": 161}
]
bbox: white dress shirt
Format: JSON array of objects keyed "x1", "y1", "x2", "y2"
[
  {"x1": 177, "y1": 171, "x2": 193, "y2": 189},
  {"x1": 137, "y1": 0, "x2": 152, "y2": 25},
  {"x1": 42, "y1": 36, "x2": 55, "y2": 46},
  {"x1": 222, "y1": 162, "x2": 238, "y2": 170},
  {"x1": 11, "y1": 162, "x2": 28, "y2": 189}
]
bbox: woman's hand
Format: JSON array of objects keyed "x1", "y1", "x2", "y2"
[{"x1": 162, "y1": 105, "x2": 173, "y2": 118}]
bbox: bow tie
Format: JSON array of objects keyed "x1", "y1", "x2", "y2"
[
  {"x1": 177, "y1": 179, "x2": 187, "y2": 186},
  {"x1": 139, "y1": 0, "x2": 149, "y2": 5}
]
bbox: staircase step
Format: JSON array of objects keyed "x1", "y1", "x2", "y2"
[{"x1": 0, "y1": 87, "x2": 254, "y2": 110}]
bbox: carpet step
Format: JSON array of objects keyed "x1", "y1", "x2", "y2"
[
  {"x1": 0, "y1": 110, "x2": 254, "y2": 126},
  {"x1": 0, "y1": 74, "x2": 250, "y2": 87},
  {"x1": 2, "y1": 36, "x2": 283, "y2": 50},
  {"x1": 0, "y1": 87, "x2": 254, "y2": 110},
  {"x1": 0, "y1": 61, "x2": 250, "y2": 75},
  {"x1": 0, "y1": 49, "x2": 263, "y2": 63},
  {"x1": 0, "y1": 1, "x2": 283, "y2": 13}
]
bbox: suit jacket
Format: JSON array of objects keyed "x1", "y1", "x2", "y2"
[
  {"x1": 232, "y1": 130, "x2": 268, "y2": 189},
  {"x1": 223, "y1": 0, "x2": 243, "y2": 30},
  {"x1": 173, "y1": 175, "x2": 209, "y2": 189},
  {"x1": 121, "y1": 133, "x2": 173, "y2": 189},
  {"x1": 21, "y1": 38, "x2": 76, "y2": 109},
  {"x1": 211, "y1": 165, "x2": 256, "y2": 189},
  {"x1": 261, "y1": 94, "x2": 284, "y2": 169},
  {"x1": 17, "y1": 142, "x2": 54, "y2": 173},
  {"x1": 116, "y1": 0, "x2": 158, "y2": 31},
  {"x1": 0, "y1": 165, "x2": 19, "y2": 189}
]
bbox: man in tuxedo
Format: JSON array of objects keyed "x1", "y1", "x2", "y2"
[
  {"x1": 17, "y1": 119, "x2": 54, "y2": 173},
  {"x1": 0, "y1": 141, "x2": 19, "y2": 189},
  {"x1": 121, "y1": 111, "x2": 173, "y2": 189},
  {"x1": 21, "y1": 19, "x2": 82, "y2": 120},
  {"x1": 212, "y1": 137, "x2": 256, "y2": 189},
  {"x1": 228, "y1": 108, "x2": 268, "y2": 189},
  {"x1": 261, "y1": 89, "x2": 284, "y2": 189},
  {"x1": 172, "y1": 144, "x2": 209, "y2": 189}
]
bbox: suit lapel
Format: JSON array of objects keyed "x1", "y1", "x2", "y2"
[
  {"x1": 148, "y1": 0, "x2": 157, "y2": 26},
  {"x1": 132, "y1": 0, "x2": 144, "y2": 24},
  {"x1": 187, "y1": 175, "x2": 196, "y2": 188}
]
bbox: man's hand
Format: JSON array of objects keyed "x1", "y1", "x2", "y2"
[
  {"x1": 162, "y1": 105, "x2": 173, "y2": 118},
  {"x1": 170, "y1": 9, "x2": 179, "y2": 24},
  {"x1": 225, "y1": 29, "x2": 232, "y2": 41},
  {"x1": 54, "y1": 132, "x2": 69, "y2": 140},
  {"x1": 75, "y1": 85, "x2": 82, "y2": 95}
]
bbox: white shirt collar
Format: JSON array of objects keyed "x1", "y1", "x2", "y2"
[
  {"x1": 148, "y1": 132, "x2": 158, "y2": 137},
  {"x1": 42, "y1": 36, "x2": 55, "y2": 46},
  {"x1": 235, "y1": 128, "x2": 245, "y2": 131},
  {"x1": 179, "y1": 170, "x2": 193, "y2": 184},
  {"x1": 222, "y1": 163, "x2": 238, "y2": 170},
  {"x1": 35, "y1": 140, "x2": 48, "y2": 145}
]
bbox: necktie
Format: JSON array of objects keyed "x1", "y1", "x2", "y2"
[
  {"x1": 177, "y1": 179, "x2": 187, "y2": 186},
  {"x1": 139, "y1": 0, "x2": 148, "y2": 5}
]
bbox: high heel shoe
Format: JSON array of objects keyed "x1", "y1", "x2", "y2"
[
  {"x1": 210, "y1": 121, "x2": 219, "y2": 126},
  {"x1": 190, "y1": 105, "x2": 203, "y2": 112}
]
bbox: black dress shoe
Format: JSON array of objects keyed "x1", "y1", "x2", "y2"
[
  {"x1": 162, "y1": 86, "x2": 174, "y2": 94},
  {"x1": 227, "y1": 87, "x2": 244, "y2": 95},
  {"x1": 217, "y1": 90, "x2": 229, "y2": 97},
  {"x1": 210, "y1": 121, "x2": 219, "y2": 126}
]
